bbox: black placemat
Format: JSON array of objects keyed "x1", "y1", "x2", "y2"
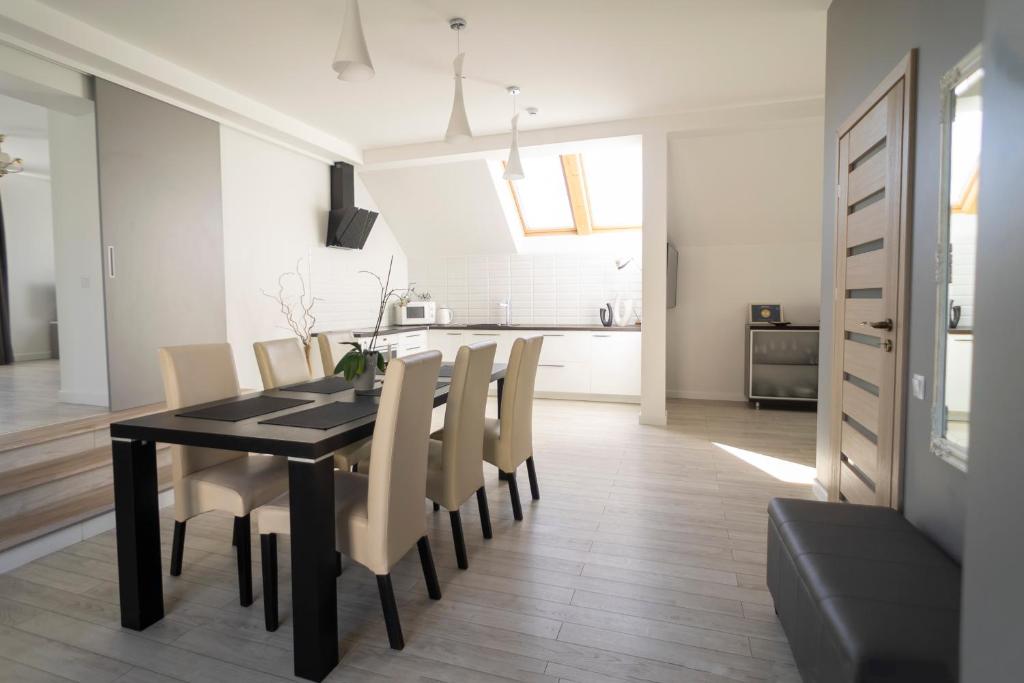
[
  {"x1": 178, "y1": 396, "x2": 312, "y2": 422},
  {"x1": 279, "y1": 376, "x2": 355, "y2": 394},
  {"x1": 259, "y1": 401, "x2": 378, "y2": 430}
]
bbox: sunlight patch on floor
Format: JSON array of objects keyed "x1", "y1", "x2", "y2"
[{"x1": 712, "y1": 441, "x2": 816, "y2": 484}]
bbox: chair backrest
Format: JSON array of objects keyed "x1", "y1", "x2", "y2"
[
  {"x1": 366, "y1": 350, "x2": 443, "y2": 568},
  {"x1": 158, "y1": 343, "x2": 244, "y2": 480},
  {"x1": 254, "y1": 337, "x2": 311, "y2": 389},
  {"x1": 440, "y1": 341, "x2": 497, "y2": 503},
  {"x1": 498, "y1": 335, "x2": 543, "y2": 470},
  {"x1": 317, "y1": 331, "x2": 354, "y2": 377}
]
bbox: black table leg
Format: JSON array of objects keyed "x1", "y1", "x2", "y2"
[
  {"x1": 112, "y1": 438, "x2": 164, "y2": 630},
  {"x1": 288, "y1": 456, "x2": 339, "y2": 682},
  {"x1": 497, "y1": 377, "x2": 510, "y2": 481}
]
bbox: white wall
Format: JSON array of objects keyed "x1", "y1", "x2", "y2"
[
  {"x1": 1, "y1": 173, "x2": 56, "y2": 361},
  {"x1": 666, "y1": 120, "x2": 823, "y2": 401},
  {"x1": 48, "y1": 108, "x2": 109, "y2": 407},
  {"x1": 410, "y1": 247, "x2": 643, "y2": 327},
  {"x1": 220, "y1": 127, "x2": 408, "y2": 390}
]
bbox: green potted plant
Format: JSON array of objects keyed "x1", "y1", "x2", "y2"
[{"x1": 334, "y1": 257, "x2": 399, "y2": 394}]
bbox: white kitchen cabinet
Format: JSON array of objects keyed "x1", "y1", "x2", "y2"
[
  {"x1": 425, "y1": 327, "x2": 640, "y2": 400},
  {"x1": 396, "y1": 330, "x2": 427, "y2": 357},
  {"x1": 590, "y1": 332, "x2": 642, "y2": 396}
]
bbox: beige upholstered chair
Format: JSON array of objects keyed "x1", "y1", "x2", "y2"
[
  {"x1": 425, "y1": 341, "x2": 497, "y2": 569},
  {"x1": 317, "y1": 330, "x2": 353, "y2": 377},
  {"x1": 253, "y1": 337, "x2": 311, "y2": 389},
  {"x1": 159, "y1": 343, "x2": 289, "y2": 607},
  {"x1": 483, "y1": 335, "x2": 543, "y2": 521},
  {"x1": 255, "y1": 350, "x2": 444, "y2": 649},
  {"x1": 256, "y1": 336, "x2": 365, "y2": 471}
]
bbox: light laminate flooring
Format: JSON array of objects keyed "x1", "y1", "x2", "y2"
[
  {"x1": 0, "y1": 398, "x2": 816, "y2": 682},
  {"x1": 0, "y1": 360, "x2": 108, "y2": 435}
]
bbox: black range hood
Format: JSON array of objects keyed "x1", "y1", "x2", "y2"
[{"x1": 326, "y1": 161, "x2": 378, "y2": 249}]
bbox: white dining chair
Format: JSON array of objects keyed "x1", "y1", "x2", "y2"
[
  {"x1": 159, "y1": 343, "x2": 289, "y2": 606},
  {"x1": 483, "y1": 335, "x2": 543, "y2": 521},
  {"x1": 424, "y1": 341, "x2": 497, "y2": 568},
  {"x1": 254, "y1": 350, "x2": 444, "y2": 650},
  {"x1": 254, "y1": 337, "x2": 312, "y2": 390},
  {"x1": 255, "y1": 337, "x2": 366, "y2": 473}
]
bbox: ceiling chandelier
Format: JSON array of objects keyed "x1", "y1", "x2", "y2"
[
  {"x1": 0, "y1": 135, "x2": 24, "y2": 178},
  {"x1": 444, "y1": 17, "x2": 472, "y2": 143},
  {"x1": 332, "y1": 0, "x2": 374, "y2": 81}
]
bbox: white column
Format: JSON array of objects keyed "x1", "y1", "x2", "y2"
[{"x1": 640, "y1": 131, "x2": 668, "y2": 425}]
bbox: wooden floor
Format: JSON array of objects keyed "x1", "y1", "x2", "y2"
[
  {"x1": 0, "y1": 360, "x2": 108, "y2": 435},
  {"x1": 0, "y1": 398, "x2": 816, "y2": 682}
]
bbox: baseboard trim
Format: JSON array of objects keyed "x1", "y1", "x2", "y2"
[
  {"x1": 14, "y1": 351, "x2": 53, "y2": 362},
  {"x1": 0, "y1": 489, "x2": 175, "y2": 574},
  {"x1": 667, "y1": 389, "x2": 748, "y2": 402},
  {"x1": 535, "y1": 391, "x2": 641, "y2": 404},
  {"x1": 812, "y1": 478, "x2": 828, "y2": 501},
  {"x1": 57, "y1": 389, "x2": 109, "y2": 407}
]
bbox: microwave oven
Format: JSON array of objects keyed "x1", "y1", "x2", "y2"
[{"x1": 397, "y1": 301, "x2": 436, "y2": 325}]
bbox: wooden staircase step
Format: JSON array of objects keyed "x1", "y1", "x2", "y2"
[
  {"x1": 0, "y1": 446, "x2": 114, "y2": 497},
  {"x1": 0, "y1": 463, "x2": 173, "y2": 553}
]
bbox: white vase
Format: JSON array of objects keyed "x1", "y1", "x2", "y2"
[{"x1": 614, "y1": 298, "x2": 633, "y2": 327}]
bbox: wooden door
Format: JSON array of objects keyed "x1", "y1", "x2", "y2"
[{"x1": 828, "y1": 52, "x2": 916, "y2": 508}]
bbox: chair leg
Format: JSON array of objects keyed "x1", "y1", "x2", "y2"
[
  {"x1": 351, "y1": 462, "x2": 358, "y2": 473},
  {"x1": 449, "y1": 511, "x2": 468, "y2": 569},
  {"x1": 231, "y1": 518, "x2": 238, "y2": 547},
  {"x1": 416, "y1": 536, "x2": 442, "y2": 600},
  {"x1": 433, "y1": 501, "x2": 441, "y2": 512},
  {"x1": 336, "y1": 551, "x2": 343, "y2": 577},
  {"x1": 526, "y1": 456, "x2": 540, "y2": 501},
  {"x1": 170, "y1": 520, "x2": 186, "y2": 576},
  {"x1": 507, "y1": 473, "x2": 523, "y2": 521},
  {"x1": 261, "y1": 534, "x2": 278, "y2": 631},
  {"x1": 376, "y1": 574, "x2": 405, "y2": 650},
  {"x1": 476, "y1": 487, "x2": 492, "y2": 539},
  {"x1": 234, "y1": 515, "x2": 253, "y2": 607}
]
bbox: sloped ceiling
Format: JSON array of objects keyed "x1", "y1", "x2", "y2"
[{"x1": 359, "y1": 159, "x2": 516, "y2": 258}]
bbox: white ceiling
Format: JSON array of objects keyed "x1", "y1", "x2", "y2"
[{"x1": 35, "y1": 0, "x2": 828, "y2": 151}]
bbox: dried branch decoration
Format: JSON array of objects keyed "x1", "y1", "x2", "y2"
[{"x1": 261, "y1": 258, "x2": 322, "y2": 366}]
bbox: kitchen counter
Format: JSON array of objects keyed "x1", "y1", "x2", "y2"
[{"x1": 346, "y1": 323, "x2": 641, "y2": 337}]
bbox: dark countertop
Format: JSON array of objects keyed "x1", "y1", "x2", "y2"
[{"x1": 344, "y1": 323, "x2": 641, "y2": 337}]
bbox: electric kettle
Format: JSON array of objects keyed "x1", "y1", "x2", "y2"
[{"x1": 437, "y1": 307, "x2": 455, "y2": 325}]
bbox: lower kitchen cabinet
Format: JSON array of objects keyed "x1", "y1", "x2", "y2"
[{"x1": 426, "y1": 328, "x2": 640, "y2": 400}]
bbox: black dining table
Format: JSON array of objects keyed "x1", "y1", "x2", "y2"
[{"x1": 109, "y1": 362, "x2": 506, "y2": 682}]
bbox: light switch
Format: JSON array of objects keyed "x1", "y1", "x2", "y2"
[
  {"x1": 912, "y1": 374, "x2": 926, "y2": 400},
  {"x1": 80, "y1": 276, "x2": 90, "y2": 289}
]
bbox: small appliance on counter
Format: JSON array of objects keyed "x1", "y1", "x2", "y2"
[
  {"x1": 397, "y1": 300, "x2": 436, "y2": 325},
  {"x1": 437, "y1": 307, "x2": 455, "y2": 325}
]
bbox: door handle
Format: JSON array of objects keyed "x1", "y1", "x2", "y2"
[{"x1": 860, "y1": 319, "x2": 893, "y2": 330}]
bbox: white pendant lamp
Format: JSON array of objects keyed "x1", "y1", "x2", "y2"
[
  {"x1": 444, "y1": 18, "x2": 473, "y2": 143},
  {"x1": 332, "y1": 0, "x2": 374, "y2": 81},
  {"x1": 503, "y1": 87, "x2": 525, "y2": 181}
]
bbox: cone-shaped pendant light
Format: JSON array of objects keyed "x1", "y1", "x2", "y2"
[
  {"x1": 332, "y1": 0, "x2": 375, "y2": 81},
  {"x1": 503, "y1": 113, "x2": 525, "y2": 180},
  {"x1": 444, "y1": 18, "x2": 472, "y2": 143}
]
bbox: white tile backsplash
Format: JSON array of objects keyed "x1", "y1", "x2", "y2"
[{"x1": 410, "y1": 252, "x2": 643, "y2": 326}]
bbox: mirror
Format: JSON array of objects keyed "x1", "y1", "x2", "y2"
[{"x1": 932, "y1": 46, "x2": 982, "y2": 471}]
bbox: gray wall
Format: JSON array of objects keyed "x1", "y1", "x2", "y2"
[
  {"x1": 816, "y1": 0, "x2": 983, "y2": 560},
  {"x1": 95, "y1": 80, "x2": 226, "y2": 410},
  {"x1": 961, "y1": 1, "x2": 1024, "y2": 679}
]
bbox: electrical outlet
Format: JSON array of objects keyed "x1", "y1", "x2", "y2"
[{"x1": 912, "y1": 374, "x2": 926, "y2": 400}]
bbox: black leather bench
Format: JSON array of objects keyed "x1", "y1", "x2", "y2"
[{"x1": 766, "y1": 498, "x2": 960, "y2": 682}]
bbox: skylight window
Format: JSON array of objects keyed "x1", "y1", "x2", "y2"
[{"x1": 506, "y1": 146, "x2": 642, "y2": 236}]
